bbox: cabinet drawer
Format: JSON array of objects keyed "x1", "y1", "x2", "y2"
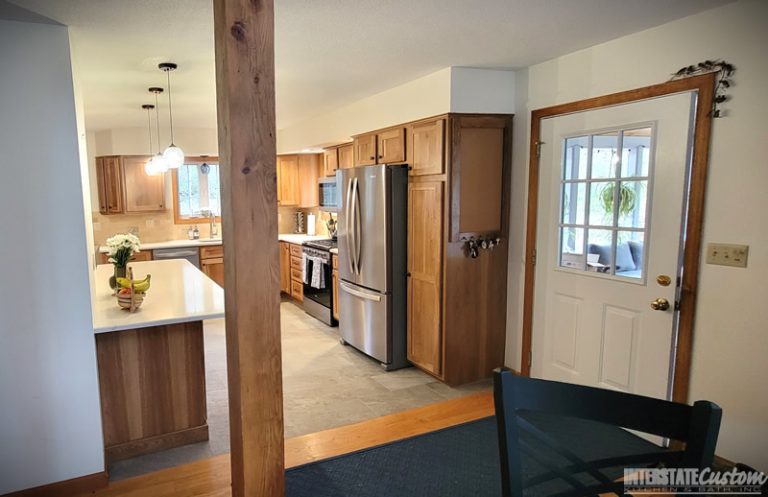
[
  {"x1": 289, "y1": 244, "x2": 303, "y2": 257},
  {"x1": 290, "y1": 280, "x2": 303, "y2": 302},
  {"x1": 332, "y1": 254, "x2": 338, "y2": 269},
  {"x1": 290, "y1": 255, "x2": 303, "y2": 270},
  {"x1": 290, "y1": 267, "x2": 303, "y2": 283},
  {"x1": 200, "y1": 245, "x2": 224, "y2": 259}
]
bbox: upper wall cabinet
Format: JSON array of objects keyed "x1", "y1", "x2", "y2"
[
  {"x1": 95, "y1": 156, "x2": 165, "y2": 215},
  {"x1": 337, "y1": 144, "x2": 354, "y2": 170},
  {"x1": 323, "y1": 148, "x2": 339, "y2": 177},
  {"x1": 278, "y1": 153, "x2": 323, "y2": 207},
  {"x1": 353, "y1": 127, "x2": 406, "y2": 166},
  {"x1": 408, "y1": 118, "x2": 445, "y2": 176},
  {"x1": 277, "y1": 154, "x2": 300, "y2": 206},
  {"x1": 298, "y1": 153, "x2": 322, "y2": 207}
]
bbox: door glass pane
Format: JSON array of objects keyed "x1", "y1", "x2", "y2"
[
  {"x1": 562, "y1": 183, "x2": 586, "y2": 225},
  {"x1": 616, "y1": 231, "x2": 645, "y2": 279},
  {"x1": 588, "y1": 182, "x2": 615, "y2": 226},
  {"x1": 586, "y1": 229, "x2": 614, "y2": 273},
  {"x1": 621, "y1": 127, "x2": 652, "y2": 177},
  {"x1": 563, "y1": 136, "x2": 589, "y2": 180},
  {"x1": 560, "y1": 227, "x2": 585, "y2": 270},
  {"x1": 591, "y1": 131, "x2": 619, "y2": 179},
  {"x1": 617, "y1": 180, "x2": 648, "y2": 229}
]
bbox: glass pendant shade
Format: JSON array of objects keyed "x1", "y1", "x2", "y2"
[
  {"x1": 163, "y1": 144, "x2": 185, "y2": 169},
  {"x1": 146, "y1": 154, "x2": 168, "y2": 175}
]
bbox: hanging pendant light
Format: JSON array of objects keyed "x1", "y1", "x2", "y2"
[
  {"x1": 159, "y1": 62, "x2": 184, "y2": 169},
  {"x1": 148, "y1": 87, "x2": 169, "y2": 174},
  {"x1": 142, "y1": 104, "x2": 160, "y2": 175}
]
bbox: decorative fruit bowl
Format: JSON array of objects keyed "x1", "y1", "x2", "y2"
[{"x1": 115, "y1": 268, "x2": 151, "y2": 313}]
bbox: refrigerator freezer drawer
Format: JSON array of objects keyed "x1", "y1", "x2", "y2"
[{"x1": 339, "y1": 280, "x2": 390, "y2": 364}]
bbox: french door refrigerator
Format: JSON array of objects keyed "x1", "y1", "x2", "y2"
[{"x1": 337, "y1": 164, "x2": 409, "y2": 370}]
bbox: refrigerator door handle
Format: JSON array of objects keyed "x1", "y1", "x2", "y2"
[
  {"x1": 345, "y1": 177, "x2": 355, "y2": 275},
  {"x1": 353, "y1": 177, "x2": 362, "y2": 275},
  {"x1": 340, "y1": 281, "x2": 381, "y2": 302}
]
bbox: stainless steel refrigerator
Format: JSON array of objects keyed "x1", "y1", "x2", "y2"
[{"x1": 337, "y1": 164, "x2": 409, "y2": 370}]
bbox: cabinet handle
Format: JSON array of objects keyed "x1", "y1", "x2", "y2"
[
  {"x1": 378, "y1": 155, "x2": 383, "y2": 159},
  {"x1": 369, "y1": 156, "x2": 374, "y2": 160}
]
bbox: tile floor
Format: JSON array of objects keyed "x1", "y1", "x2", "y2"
[{"x1": 108, "y1": 300, "x2": 491, "y2": 480}]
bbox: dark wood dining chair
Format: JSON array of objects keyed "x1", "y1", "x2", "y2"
[{"x1": 493, "y1": 369, "x2": 722, "y2": 497}]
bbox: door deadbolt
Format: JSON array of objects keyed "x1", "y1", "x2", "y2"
[{"x1": 656, "y1": 275, "x2": 672, "y2": 287}]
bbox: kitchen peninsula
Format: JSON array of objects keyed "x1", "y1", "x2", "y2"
[{"x1": 93, "y1": 259, "x2": 224, "y2": 462}]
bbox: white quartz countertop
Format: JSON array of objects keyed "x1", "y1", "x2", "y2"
[
  {"x1": 330, "y1": 247, "x2": 338, "y2": 255},
  {"x1": 93, "y1": 259, "x2": 225, "y2": 334},
  {"x1": 98, "y1": 234, "x2": 328, "y2": 253}
]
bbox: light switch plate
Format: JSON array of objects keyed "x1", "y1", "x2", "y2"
[{"x1": 706, "y1": 243, "x2": 749, "y2": 268}]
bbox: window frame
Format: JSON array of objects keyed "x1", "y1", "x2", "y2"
[
  {"x1": 171, "y1": 155, "x2": 222, "y2": 225},
  {"x1": 555, "y1": 123, "x2": 656, "y2": 284}
]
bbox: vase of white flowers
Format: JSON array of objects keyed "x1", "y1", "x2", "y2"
[{"x1": 106, "y1": 233, "x2": 141, "y2": 290}]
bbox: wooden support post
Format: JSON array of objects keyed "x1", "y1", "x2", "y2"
[{"x1": 213, "y1": 1, "x2": 284, "y2": 496}]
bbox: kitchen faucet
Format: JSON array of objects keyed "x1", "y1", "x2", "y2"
[{"x1": 209, "y1": 210, "x2": 218, "y2": 238}]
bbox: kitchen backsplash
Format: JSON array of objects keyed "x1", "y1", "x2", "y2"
[{"x1": 92, "y1": 207, "x2": 331, "y2": 245}]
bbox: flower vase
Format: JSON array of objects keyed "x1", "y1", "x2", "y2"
[{"x1": 109, "y1": 265, "x2": 127, "y2": 292}]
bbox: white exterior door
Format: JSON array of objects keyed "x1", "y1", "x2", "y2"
[{"x1": 532, "y1": 93, "x2": 696, "y2": 400}]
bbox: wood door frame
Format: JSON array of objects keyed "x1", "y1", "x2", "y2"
[{"x1": 520, "y1": 73, "x2": 716, "y2": 404}]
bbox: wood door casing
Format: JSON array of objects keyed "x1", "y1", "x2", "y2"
[
  {"x1": 278, "y1": 155, "x2": 299, "y2": 205},
  {"x1": 337, "y1": 144, "x2": 354, "y2": 170},
  {"x1": 122, "y1": 156, "x2": 166, "y2": 213},
  {"x1": 323, "y1": 149, "x2": 338, "y2": 177},
  {"x1": 407, "y1": 181, "x2": 444, "y2": 375},
  {"x1": 410, "y1": 119, "x2": 445, "y2": 176},
  {"x1": 377, "y1": 127, "x2": 405, "y2": 164},
  {"x1": 279, "y1": 242, "x2": 291, "y2": 294},
  {"x1": 354, "y1": 133, "x2": 377, "y2": 166}
]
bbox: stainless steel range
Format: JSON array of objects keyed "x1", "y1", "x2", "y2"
[{"x1": 301, "y1": 239, "x2": 338, "y2": 326}]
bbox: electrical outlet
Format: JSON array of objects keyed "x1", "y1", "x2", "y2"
[{"x1": 706, "y1": 243, "x2": 749, "y2": 268}]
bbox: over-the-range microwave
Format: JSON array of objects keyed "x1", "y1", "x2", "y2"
[{"x1": 318, "y1": 175, "x2": 339, "y2": 212}]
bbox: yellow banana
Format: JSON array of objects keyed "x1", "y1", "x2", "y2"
[{"x1": 116, "y1": 275, "x2": 151, "y2": 293}]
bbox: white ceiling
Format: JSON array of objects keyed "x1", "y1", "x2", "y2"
[{"x1": 12, "y1": 0, "x2": 730, "y2": 132}]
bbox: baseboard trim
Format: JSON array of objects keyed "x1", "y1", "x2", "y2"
[
  {"x1": 1, "y1": 471, "x2": 108, "y2": 497},
  {"x1": 105, "y1": 424, "x2": 209, "y2": 463}
]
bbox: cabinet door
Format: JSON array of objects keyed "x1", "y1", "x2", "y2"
[
  {"x1": 201, "y1": 257, "x2": 225, "y2": 287},
  {"x1": 279, "y1": 242, "x2": 291, "y2": 294},
  {"x1": 104, "y1": 156, "x2": 124, "y2": 214},
  {"x1": 377, "y1": 127, "x2": 405, "y2": 164},
  {"x1": 354, "y1": 134, "x2": 377, "y2": 166},
  {"x1": 95, "y1": 157, "x2": 109, "y2": 214},
  {"x1": 337, "y1": 144, "x2": 354, "y2": 170},
  {"x1": 410, "y1": 119, "x2": 444, "y2": 176},
  {"x1": 122, "y1": 156, "x2": 165, "y2": 212},
  {"x1": 323, "y1": 149, "x2": 338, "y2": 177},
  {"x1": 277, "y1": 155, "x2": 300, "y2": 206},
  {"x1": 298, "y1": 154, "x2": 321, "y2": 207},
  {"x1": 407, "y1": 181, "x2": 444, "y2": 375},
  {"x1": 332, "y1": 269, "x2": 339, "y2": 321}
]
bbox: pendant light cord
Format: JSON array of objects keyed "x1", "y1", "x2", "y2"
[
  {"x1": 165, "y1": 70, "x2": 175, "y2": 145},
  {"x1": 146, "y1": 107, "x2": 153, "y2": 155},
  {"x1": 154, "y1": 92, "x2": 162, "y2": 152}
]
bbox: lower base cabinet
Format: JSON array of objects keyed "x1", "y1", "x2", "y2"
[
  {"x1": 280, "y1": 241, "x2": 304, "y2": 302},
  {"x1": 200, "y1": 246, "x2": 224, "y2": 287}
]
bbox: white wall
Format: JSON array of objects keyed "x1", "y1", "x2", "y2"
[
  {"x1": 0, "y1": 17, "x2": 105, "y2": 494},
  {"x1": 276, "y1": 67, "x2": 515, "y2": 153},
  {"x1": 504, "y1": 0, "x2": 768, "y2": 470}
]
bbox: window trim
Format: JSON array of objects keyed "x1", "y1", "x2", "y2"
[{"x1": 171, "y1": 156, "x2": 222, "y2": 225}]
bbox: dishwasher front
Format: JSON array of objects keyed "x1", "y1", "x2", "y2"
[{"x1": 152, "y1": 247, "x2": 201, "y2": 268}]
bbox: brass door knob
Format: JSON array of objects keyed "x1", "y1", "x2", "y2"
[{"x1": 650, "y1": 298, "x2": 670, "y2": 311}]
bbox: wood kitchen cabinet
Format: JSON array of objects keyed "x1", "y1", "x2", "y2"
[
  {"x1": 95, "y1": 155, "x2": 165, "y2": 215},
  {"x1": 405, "y1": 113, "x2": 512, "y2": 386},
  {"x1": 323, "y1": 148, "x2": 339, "y2": 177},
  {"x1": 409, "y1": 118, "x2": 445, "y2": 176},
  {"x1": 279, "y1": 242, "x2": 291, "y2": 294},
  {"x1": 298, "y1": 154, "x2": 322, "y2": 207},
  {"x1": 332, "y1": 254, "x2": 339, "y2": 321},
  {"x1": 407, "y1": 181, "x2": 444, "y2": 375},
  {"x1": 353, "y1": 127, "x2": 405, "y2": 166},
  {"x1": 337, "y1": 144, "x2": 354, "y2": 170},
  {"x1": 289, "y1": 243, "x2": 303, "y2": 302},
  {"x1": 277, "y1": 155, "x2": 300, "y2": 206},
  {"x1": 200, "y1": 245, "x2": 224, "y2": 287}
]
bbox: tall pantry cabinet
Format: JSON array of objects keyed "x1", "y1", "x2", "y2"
[{"x1": 405, "y1": 114, "x2": 513, "y2": 386}]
